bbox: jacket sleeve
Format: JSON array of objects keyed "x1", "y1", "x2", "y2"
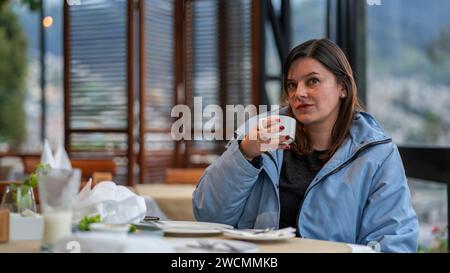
[
  {"x1": 357, "y1": 144, "x2": 419, "y2": 252},
  {"x1": 192, "y1": 140, "x2": 263, "y2": 227}
]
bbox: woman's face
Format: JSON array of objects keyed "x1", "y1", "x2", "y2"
[{"x1": 286, "y1": 57, "x2": 345, "y2": 127}]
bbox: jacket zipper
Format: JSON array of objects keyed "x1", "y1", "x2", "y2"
[
  {"x1": 263, "y1": 151, "x2": 281, "y2": 227},
  {"x1": 296, "y1": 138, "x2": 392, "y2": 236}
]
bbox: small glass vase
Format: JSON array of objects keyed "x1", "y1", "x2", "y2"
[{"x1": 0, "y1": 185, "x2": 37, "y2": 214}]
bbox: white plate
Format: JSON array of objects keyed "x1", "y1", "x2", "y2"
[
  {"x1": 89, "y1": 223, "x2": 130, "y2": 233},
  {"x1": 222, "y1": 229, "x2": 296, "y2": 241},
  {"x1": 170, "y1": 238, "x2": 258, "y2": 253},
  {"x1": 152, "y1": 221, "x2": 233, "y2": 235}
]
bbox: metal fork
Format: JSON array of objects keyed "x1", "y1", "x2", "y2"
[
  {"x1": 244, "y1": 227, "x2": 275, "y2": 234},
  {"x1": 187, "y1": 240, "x2": 241, "y2": 253}
]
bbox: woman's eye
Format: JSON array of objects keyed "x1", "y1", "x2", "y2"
[
  {"x1": 287, "y1": 82, "x2": 296, "y2": 90},
  {"x1": 307, "y1": 78, "x2": 319, "y2": 86}
]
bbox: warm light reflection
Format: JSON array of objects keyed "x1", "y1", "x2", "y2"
[{"x1": 43, "y1": 16, "x2": 53, "y2": 28}]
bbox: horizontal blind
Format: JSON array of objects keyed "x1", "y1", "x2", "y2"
[
  {"x1": 68, "y1": 0, "x2": 128, "y2": 130},
  {"x1": 223, "y1": 0, "x2": 254, "y2": 139},
  {"x1": 185, "y1": 0, "x2": 220, "y2": 167},
  {"x1": 224, "y1": 0, "x2": 253, "y2": 107},
  {"x1": 66, "y1": 0, "x2": 130, "y2": 185},
  {"x1": 184, "y1": 0, "x2": 254, "y2": 167},
  {"x1": 142, "y1": 0, "x2": 175, "y2": 183}
]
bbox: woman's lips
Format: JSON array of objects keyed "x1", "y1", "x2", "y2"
[{"x1": 296, "y1": 104, "x2": 314, "y2": 111}]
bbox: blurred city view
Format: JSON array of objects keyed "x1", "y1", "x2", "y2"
[
  {"x1": 367, "y1": 0, "x2": 450, "y2": 147},
  {"x1": 366, "y1": 0, "x2": 450, "y2": 252}
]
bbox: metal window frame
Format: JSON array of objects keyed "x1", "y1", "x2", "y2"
[
  {"x1": 260, "y1": 0, "x2": 291, "y2": 107},
  {"x1": 326, "y1": 0, "x2": 366, "y2": 105}
]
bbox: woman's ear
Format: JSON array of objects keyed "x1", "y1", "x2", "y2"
[{"x1": 339, "y1": 85, "x2": 347, "y2": 98}]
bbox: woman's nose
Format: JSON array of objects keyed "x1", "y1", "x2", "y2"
[{"x1": 295, "y1": 84, "x2": 308, "y2": 98}]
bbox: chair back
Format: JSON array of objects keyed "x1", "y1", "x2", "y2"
[{"x1": 165, "y1": 168, "x2": 205, "y2": 184}]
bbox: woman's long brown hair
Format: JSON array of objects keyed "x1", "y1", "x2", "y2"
[{"x1": 282, "y1": 38, "x2": 364, "y2": 160}]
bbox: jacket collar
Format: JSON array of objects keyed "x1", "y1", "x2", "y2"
[
  {"x1": 325, "y1": 111, "x2": 391, "y2": 164},
  {"x1": 302, "y1": 110, "x2": 392, "y2": 191}
]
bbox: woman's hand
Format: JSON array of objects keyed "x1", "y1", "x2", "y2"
[{"x1": 239, "y1": 116, "x2": 291, "y2": 160}]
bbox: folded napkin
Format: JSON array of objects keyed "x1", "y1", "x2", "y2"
[
  {"x1": 53, "y1": 232, "x2": 173, "y2": 253},
  {"x1": 41, "y1": 140, "x2": 72, "y2": 170},
  {"x1": 39, "y1": 141, "x2": 81, "y2": 211},
  {"x1": 74, "y1": 181, "x2": 147, "y2": 224}
]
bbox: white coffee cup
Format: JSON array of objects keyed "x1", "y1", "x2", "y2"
[{"x1": 258, "y1": 115, "x2": 296, "y2": 145}]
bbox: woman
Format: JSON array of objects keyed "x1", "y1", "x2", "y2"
[{"x1": 193, "y1": 39, "x2": 419, "y2": 252}]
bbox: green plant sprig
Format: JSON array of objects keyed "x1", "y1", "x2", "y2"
[
  {"x1": 79, "y1": 214, "x2": 102, "y2": 231},
  {"x1": 10, "y1": 163, "x2": 50, "y2": 198}
]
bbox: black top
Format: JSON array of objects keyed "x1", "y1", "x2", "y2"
[{"x1": 279, "y1": 149, "x2": 327, "y2": 236}]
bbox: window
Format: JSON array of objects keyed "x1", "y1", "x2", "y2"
[
  {"x1": 63, "y1": 0, "x2": 259, "y2": 184},
  {"x1": 0, "y1": 1, "x2": 64, "y2": 150},
  {"x1": 265, "y1": 21, "x2": 282, "y2": 105},
  {"x1": 291, "y1": 0, "x2": 327, "y2": 46},
  {"x1": 366, "y1": 0, "x2": 450, "y2": 252},
  {"x1": 65, "y1": 0, "x2": 133, "y2": 185},
  {"x1": 367, "y1": 0, "x2": 450, "y2": 147},
  {"x1": 141, "y1": 0, "x2": 175, "y2": 183},
  {"x1": 183, "y1": 0, "x2": 255, "y2": 168},
  {"x1": 264, "y1": 0, "x2": 327, "y2": 106},
  {"x1": 410, "y1": 178, "x2": 448, "y2": 252},
  {"x1": 1, "y1": 2, "x2": 38, "y2": 149},
  {"x1": 44, "y1": 0, "x2": 63, "y2": 148}
]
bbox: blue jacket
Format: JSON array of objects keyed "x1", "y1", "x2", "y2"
[{"x1": 193, "y1": 109, "x2": 419, "y2": 252}]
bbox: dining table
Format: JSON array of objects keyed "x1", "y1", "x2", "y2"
[
  {"x1": 0, "y1": 180, "x2": 372, "y2": 253},
  {"x1": 0, "y1": 235, "x2": 357, "y2": 253},
  {"x1": 0, "y1": 216, "x2": 375, "y2": 253}
]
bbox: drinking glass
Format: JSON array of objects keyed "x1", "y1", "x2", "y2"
[
  {"x1": 0, "y1": 185, "x2": 37, "y2": 214},
  {"x1": 38, "y1": 168, "x2": 81, "y2": 248}
]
